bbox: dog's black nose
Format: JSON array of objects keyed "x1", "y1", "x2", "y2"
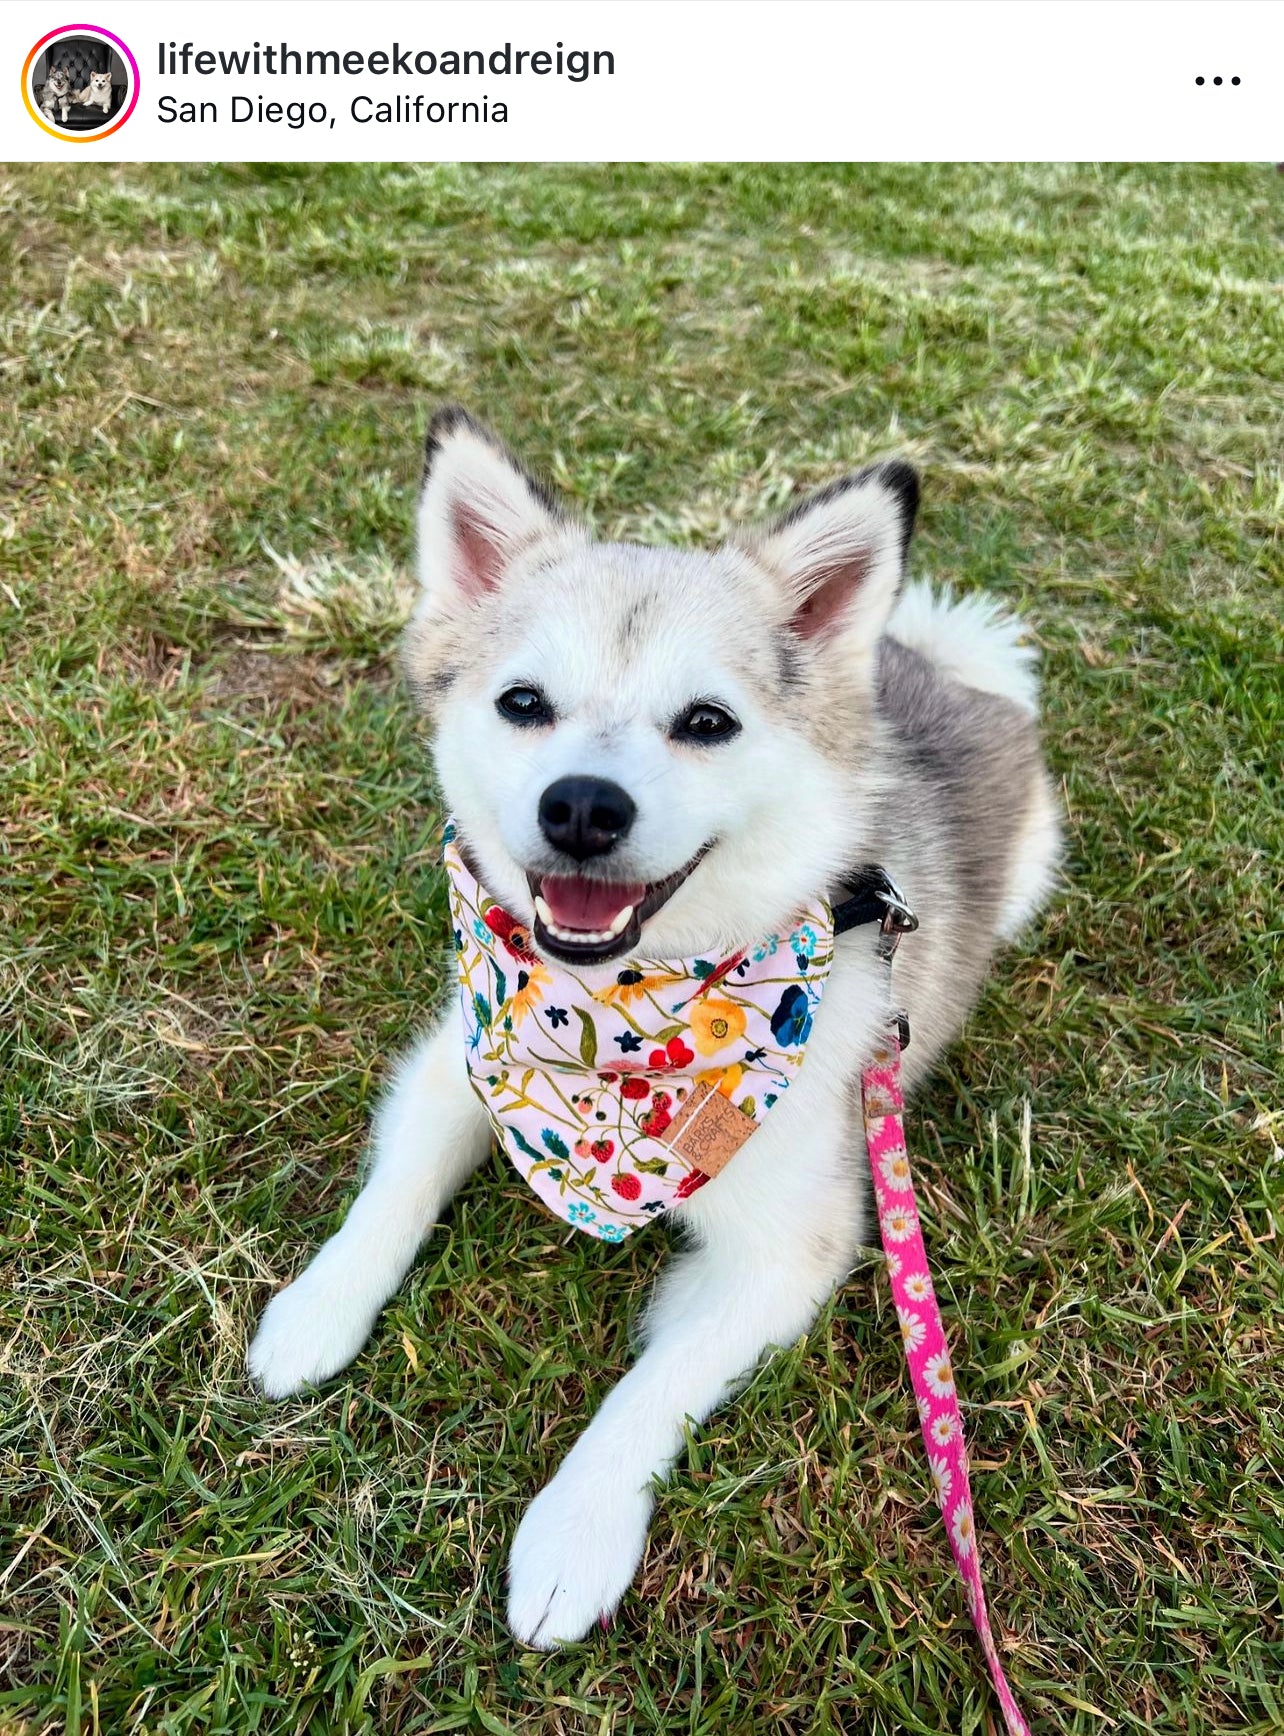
[{"x1": 538, "y1": 776, "x2": 636, "y2": 860}]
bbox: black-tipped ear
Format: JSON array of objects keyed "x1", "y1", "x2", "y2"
[
  {"x1": 753, "y1": 460, "x2": 920, "y2": 646},
  {"x1": 417, "y1": 407, "x2": 571, "y2": 603}
]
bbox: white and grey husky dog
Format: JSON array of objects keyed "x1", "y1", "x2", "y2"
[
  {"x1": 248, "y1": 408, "x2": 1060, "y2": 1647},
  {"x1": 72, "y1": 69, "x2": 113, "y2": 116},
  {"x1": 39, "y1": 64, "x2": 74, "y2": 124}
]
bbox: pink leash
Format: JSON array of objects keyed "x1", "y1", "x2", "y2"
[{"x1": 858, "y1": 890, "x2": 1030, "y2": 1735}]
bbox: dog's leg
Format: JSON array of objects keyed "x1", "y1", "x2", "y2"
[
  {"x1": 247, "y1": 1011, "x2": 490, "y2": 1398},
  {"x1": 506, "y1": 1116, "x2": 859, "y2": 1648}
]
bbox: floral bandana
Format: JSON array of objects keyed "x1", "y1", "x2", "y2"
[{"x1": 444, "y1": 822, "x2": 835, "y2": 1240}]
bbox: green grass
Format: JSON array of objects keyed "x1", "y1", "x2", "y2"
[{"x1": 1, "y1": 162, "x2": 1281, "y2": 1736}]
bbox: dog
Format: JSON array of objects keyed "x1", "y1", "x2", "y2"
[
  {"x1": 248, "y1": 407, "x2": 1061, "y2": 1647},
  {"x1": 72, "y1": 69, "x2": 113, "y2": 116},
  {"x1": 39, "y1": 64, "x2": 74, "y2": 125}
]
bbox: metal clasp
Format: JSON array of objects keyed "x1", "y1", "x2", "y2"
[{"x1": 874, "y1": 872, "x2": 918, "y2": 965}]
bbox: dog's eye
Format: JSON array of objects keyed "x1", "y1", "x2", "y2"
[
  {"x1": 496, "y1": 685, "x2": 554, "y2": 726},
  {"x1": 672, "y1": 702, "x2": 741, "y2": 745}
]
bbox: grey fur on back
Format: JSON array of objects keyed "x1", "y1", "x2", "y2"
[{"x1": 862, "y1": 636, "x2": 1050, "y2": 1082}]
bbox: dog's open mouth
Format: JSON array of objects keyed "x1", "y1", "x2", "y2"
[{"x1": 528, "y1": 847, "x2": 710, "y2": 965}]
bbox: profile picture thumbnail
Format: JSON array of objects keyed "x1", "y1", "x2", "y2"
[{"x1": 24, "y1": 24, "x2": 139, "y2": 141}]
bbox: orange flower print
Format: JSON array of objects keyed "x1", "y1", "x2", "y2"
[
  {"x1": 689, "y1": 997, "x2": 747, "y2": 1056},
  {"x1": 506, "y1": 962, "x2": 551, "y2": 1025},
  {"x1": 697, "y1": 1063, "x2": 745, "y2": 1099},
  {"x1": 592, "y1": 968, "x2": 683, "y2": 1007}
]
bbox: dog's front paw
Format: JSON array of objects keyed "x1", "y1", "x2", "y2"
[
  {"x1": 247, "y1": 1254, "x2": 377, "y2": 1398},
  {"x1": 507, "y1": 1463, "x2": 653, "y2": 1648}
]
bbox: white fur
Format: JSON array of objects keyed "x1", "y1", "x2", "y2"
[
  {"x1": 249, "y1": 424, "x2": 1058, "y2": 1648},
  {"x1": 752, "y1": 470, "x2": 909, "y2": 655},
  {"x1": 416, "y1": 419, "x2": 578, "y2": 604},
  {"x1": 888, "y1": 578, "x2": 1041, "y2": 716},
  {"x1": 998, "y1": 772, "x2": 1062, "y2": 940}
]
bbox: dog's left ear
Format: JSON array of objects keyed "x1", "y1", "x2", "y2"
[
  {"x1": 752, "y1": 460, "x2": 919, "y2": 648},
  {"x1": 417, "y1": 407, "x2": 571, "y2": 607}
]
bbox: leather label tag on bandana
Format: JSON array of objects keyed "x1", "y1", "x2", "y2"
[{"x1": 661, "y1": 1078, "x2": 757, "y2": 1177}]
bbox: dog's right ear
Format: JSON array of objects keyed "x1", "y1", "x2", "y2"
[
  {"x1": 750, "y1": 460, "x2": 919, "y2": 653},
  {"x1": 417, "y1": 408, "x2": 568, "y2": 606}
]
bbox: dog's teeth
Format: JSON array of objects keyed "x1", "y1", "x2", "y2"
[
  {"x1": 545, "y1": 921, "x2": 618, "y2": 945},
  {"x1": 534, "y1": 893, "x2": 635, "y2": 949}
]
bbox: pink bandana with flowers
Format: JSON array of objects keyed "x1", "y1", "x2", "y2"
[{"x1": 444, "y1": 823, "x2": 835, "y2": 1241}]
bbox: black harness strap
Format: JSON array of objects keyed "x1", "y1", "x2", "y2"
[
  {"x1": 831, "y1": 865, "x2": 919, "y2": 937},
  {"x1": 832, "y1": 865, "x2": 919, "y2": 1052}
]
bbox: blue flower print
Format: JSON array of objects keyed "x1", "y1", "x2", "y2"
[
  {"x1": 790, "y1": 922, "x2": 819, "y2": 960},
  {"x1": 568, "y1": 1202, "x2": 596, "y2": 1224},
  {"x1": 752, "y1": 934, "x2": 781, "y2": 963},
  {"x1": 770, "y1": 984, "x2": 813, "y2": 1047},
  {"x1": 597, "y1": 1222, "x2": 626, "y2": 1242},
  {"x1": 545, "y1": 1006, "x2": 569, "y2": 1028},
  {"x1": 615, "y1": 1031, "x2": 643, "y2": 1053},
  {"x1": 473, "y1": 918, "x2": 491, "y2": 947}
]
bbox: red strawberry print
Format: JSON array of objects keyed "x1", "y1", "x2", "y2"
[
  {"x1": 620, "y1": 1076, "x2": 649, "y2": 1100},
  {"x1": 590, "y1": 1138, "x2": 615, "y2": 1163},
  {"x1": 639, "y1": 1102, "x2": 672, "y2": 1137},
  {"x1": 674, "y1": 1169, "x2": 709, "y2": 1200},
  {"x1": 611, "y1": 1173, "x2": 642, "y2": 1201}
]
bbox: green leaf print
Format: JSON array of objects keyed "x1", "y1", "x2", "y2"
[
  {"x1": 541, "y1": 1129, "x2": 570, "y2": 1160},
  {"x1": 510, "y1": 1125, "x2": 542, "y2": 1160},
  {"x1": 493, "y1": 967, "x2": 507, "y2": 1010},
  {"x1": 473, "y1": 993, "x2": 492, "y2": 1029},
  {"x1": 575, "y1": 1007, "x2": 598, "y2": 1068}
]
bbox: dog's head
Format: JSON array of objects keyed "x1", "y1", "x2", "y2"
[
  {"x1": 87, "y1": 71, "x2": 111, "y2": 95},
  {"x1": 405, "y1": 408, "x2": 918, "y2": 965},
  {"x1": 46, "y1": 65, "x2": 71, "y2": 94}
]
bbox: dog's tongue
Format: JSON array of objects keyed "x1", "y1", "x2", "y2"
[{"x1": 540, "y1": 874, "x2": 646, "y2": 931}]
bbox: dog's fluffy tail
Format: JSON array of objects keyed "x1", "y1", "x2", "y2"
[{"x1": 886, "y1": 579, "x2": 1041, "y2": 717}]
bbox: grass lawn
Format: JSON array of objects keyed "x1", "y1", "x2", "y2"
[{"x1": 1, "y1": 162, "x2": 1281, "y2": 1735}]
